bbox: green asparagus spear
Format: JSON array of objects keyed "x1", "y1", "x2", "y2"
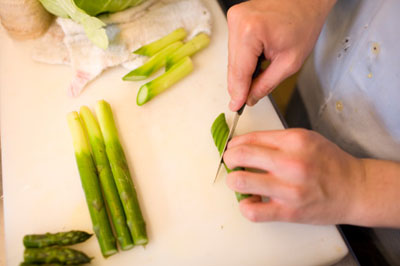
[
  {"x1": 23, "y1": 247, "x2": 91, "y2": 265},
  {"x1": 23, "y1": 230, "x2": 92, "y2": 248},
  {"x1": 166, "y1": 33, "x2": 210, "y2": 70},
  {"x1": 123, "y1": 41, "x2": 183, "y2": 81},
  {"x1": 79, "y1": 106, "x2": 134, "y2": 251},
  {"x1": 136, "y1": 56, "x2": 193, "y2": 106},
  {"x1": 211, "y1": 113, "x2": 251, "y2": 201},
  {"x1": 95, "y1": 100, "x2": 148, "y2": 245},
  {"x1": 20, "y1": 263, "x2": 64, "y2": 266},
  {"x1": 67, "y1": 112, "x2": 117, "y2": 257},
  {"x1": 133, "y1": 28, "x2": 187, "y2": 56}
]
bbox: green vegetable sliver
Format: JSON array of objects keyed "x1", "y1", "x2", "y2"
[{"x1": 210, "y1": 113, "x2": 251, "y2": 202}]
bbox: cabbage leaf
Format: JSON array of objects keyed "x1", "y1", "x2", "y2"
[{"x1": 39, "y1": 0, "x2": 146, "y2": 49}]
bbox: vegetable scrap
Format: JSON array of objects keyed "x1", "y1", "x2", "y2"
[
  {"x1": 211, "y1": 113, "x2": 251, "y2": 202},
  {"x1": 124, "y1": 28, "x2": 210, "y2": 106}
]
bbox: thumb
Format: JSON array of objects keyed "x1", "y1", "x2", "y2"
[{"x1": 247, "y1": 54, "x2": 300, "y2": 106}]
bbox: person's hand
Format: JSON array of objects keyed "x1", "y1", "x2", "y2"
[
  {"x1": 223, "y1": 129, "x2": 366, "y2": 225},
  {"x1": 227, "y1": 0, "x2": 336, "y2": 111}
]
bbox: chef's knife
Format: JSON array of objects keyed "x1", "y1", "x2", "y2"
[{"x1": 213, "y1": 56, "x2": 266, "y2": 183}]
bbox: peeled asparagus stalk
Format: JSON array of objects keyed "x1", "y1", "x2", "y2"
[
  {"x1": 96, "y1": 100, "x2": 148, "y2": 245},
  {"x1": 0, "y1": 0, "x2": 53, "y2": 40},
  {"x1": 123, "y1": 41, "x2": 183, "y2": 81},
  {"x1": 133, "y1": 27, "x2": 187, "y2": 57},
  {"x1": 136, "y1": 56, "x2": 193, "y2": 106},
  {"x1": 166, "y1": 33, "x2": 210, "y2": 70},
  {"x1": 67, "y1": 112, "x2": 117, "y2": 257},
  {"x1": 79, "y1": 106, "x2": 134, "y2": 250}
]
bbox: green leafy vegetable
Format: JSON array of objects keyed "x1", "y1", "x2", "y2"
[
  {"x1": 134, "y1": 28, "x2": 187, "y2": 56},
  {"x1": 74, "y1": 0, "x2": 145, "y2": 16},
  {"x1": 211, "y1": 113, "x2": 251, "y2": 202},
  {"x1": 166, "y1": 33, "x2": 210, "y2": 70},
  {"x1": 123, "y1": 41, "x2": 183, "y2": 81},
  {"x1": 136, "y1": 56, "x2": 193, "y2": 106},
  {"x1": 38, "y1": 0, "x2": 147, "y2": 49}
]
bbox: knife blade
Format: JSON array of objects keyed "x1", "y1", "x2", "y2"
[
  {"x1": 212, "y1": 104, "x2": 245, "y2": 183},
  {"x1": 213, "y1": 56, "x2": 266, "y2": 183}
]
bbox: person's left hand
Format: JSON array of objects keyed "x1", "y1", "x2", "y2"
[{"x1": 223, "y1": 128, "x2": 365, "y2": 225}]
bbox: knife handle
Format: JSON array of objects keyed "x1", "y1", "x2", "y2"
[{"x1": 237, "y1": 55, "x2": 266, "y2": 116}]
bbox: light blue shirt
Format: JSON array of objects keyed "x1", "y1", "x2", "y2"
[
  {"x1": 298, "y1": 0, "x2": 400, "y2": 161},
  {"x1": 298, "y1": 0, "x2": 400, "y2": 263}
]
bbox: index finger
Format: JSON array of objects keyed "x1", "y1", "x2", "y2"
[
  {"x1": 227, "y1": 6, "x2": 263, "y2": 111},
  {"x1": 228, "y1": 130, "x2": 287, "y2": 150}
]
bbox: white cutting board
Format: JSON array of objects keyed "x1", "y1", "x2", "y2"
[{"x1": 0, "y1": 1, "x2": 348, "y2": 265}]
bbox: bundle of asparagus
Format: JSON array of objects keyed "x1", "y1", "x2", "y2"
[{"x1": 67, "y1": 100, "x2": 147, "y2": 257}]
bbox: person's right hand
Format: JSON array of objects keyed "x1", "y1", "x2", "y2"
[{"x1": 227, "y1": 0, "x2": 336, "y2": 111}]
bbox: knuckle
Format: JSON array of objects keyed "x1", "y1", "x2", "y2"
[
  {"x1": 283, "y1": 208, "x2": 302, "y2": 222},
  {"x1": 230, "y1": 171, "x2": 247, "y2": 190},
  {"x1": 242, "y1": 132, "x2": 260, "y2": 145},
  {"x1": 233, "y1": 145, "x2": 249, "y2": 162},
  {"x1": 282, "y1": 52, "x2": 302, "y2": 75},
  {"x1": 252, "y1": 83, "x2": 271, "y2": 99},
  {"x1": 241, "y1": 205, "x2": 260, "y2": 222},
  {"x1": 285, "y1": 129, "x2": 312, "y2": 149},
  {"x1": 227, "y1": 5, "x2": 242, "y2": 24},
  {"x1": 287, "y1": 58, "x2": 302, "y2": 75},
  {"x1": 228, "y1": 63, "x2": 247, "y2": 83},
  {"x1": 288, "y1": 186, "x2": 306, "y2": 202},
  {"x1": 286, "y1": 158, "x2": 310, "y2": 180}
]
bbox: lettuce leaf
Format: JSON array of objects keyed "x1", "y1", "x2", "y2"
[{"x1": 39, "y1": 0, "x2": 146, "y2": 49}]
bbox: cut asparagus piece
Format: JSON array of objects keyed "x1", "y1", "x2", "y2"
[
  {"x1": 166, "y1": 33, "x2": 210, "y2": 70},
  {"x1": 23, "y1": 230, "x2": 92, "y2": 248},
  {"x1": 134, "y1": 27, "x2": 187, "y2": 56},
  {"x1": 95, "y1": 100, "x2": 148, "y2": 245},
  {"x1": 137, "y1": 56, "x2": 193, "y2": 106},
  {"x1": 211, "y1": 113, "x2": 251, "y2": 202},
  {"x1": 123, "y1": 41, "x2": 183, "y2": 81},
  {"x1": 23, "y1": 247, "x2": 91, "y2": 265},
  {"x1": 79, "y1": 106, "x2": 134, "y2": 251},
  {"x1": 67, "y1": 112, "x2": 117, "y2": 257}
]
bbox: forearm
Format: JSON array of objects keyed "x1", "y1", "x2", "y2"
[{"x1": 347, "y1": 159, "x2": 400, "y2": 227}]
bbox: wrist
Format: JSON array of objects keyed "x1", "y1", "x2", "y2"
[{"x1": 343, "y1": 158, "x2": 400, "y2": 227}]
